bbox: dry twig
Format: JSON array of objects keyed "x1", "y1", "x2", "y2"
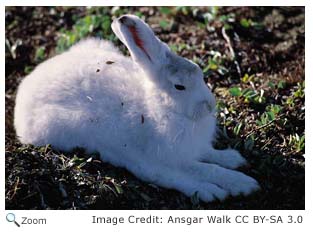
[{"x1": 221, "y1": 27, "x2": 242, "y2": 77}]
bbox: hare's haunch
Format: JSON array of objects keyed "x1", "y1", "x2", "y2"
[{"x1": 14, "y1": 15, "x2": 259, "y2": 202}]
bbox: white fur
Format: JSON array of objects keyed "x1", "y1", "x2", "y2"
[{"x1": 14, "y1": 15, "x2": 259, "y2": 202}]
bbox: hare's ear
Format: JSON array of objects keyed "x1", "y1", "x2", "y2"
[{"x1": 112, "y1": 15, "x2": 168, "y2": 68}]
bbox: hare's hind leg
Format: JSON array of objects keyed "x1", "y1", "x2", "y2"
[
  {"x1": 184, "y1": 161, "x2": 259, "y2": 197},
  {"x1": 151, "y1": 169, "x2": 229, "y2": 202},
  {"x1": 132, "y1": 163, "x2": 229, "y2": 202},
  {"x1": 109, "y1": 152, "x2": 229, "y2": 202},
  {"x1": 199, "y1": 148, "x2": 247, "y2": 169}
]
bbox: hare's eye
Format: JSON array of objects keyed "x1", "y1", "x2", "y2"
[{"x1": 174, "y1": 84, "x2": 186, "y2": 91}]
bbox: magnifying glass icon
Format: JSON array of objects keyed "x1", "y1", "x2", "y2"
[{"x1": 6, "y1": 213, "x2": 20, "y2": 227}]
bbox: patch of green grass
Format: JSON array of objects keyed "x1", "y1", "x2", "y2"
[{"x1": 56, "y1": 13, "x2": 115, "y2": 53}]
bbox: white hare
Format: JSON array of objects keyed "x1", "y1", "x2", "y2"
[{"x1": 14, "y1": 15, "x2": 259, "y2": 202}]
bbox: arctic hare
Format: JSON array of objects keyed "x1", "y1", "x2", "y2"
[{"x1": 14, "y1": 15, "x2": 259, "y2": 202}]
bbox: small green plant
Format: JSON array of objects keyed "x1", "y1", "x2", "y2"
[
  {"x1": 202, "y1": 6, "x2": 219, "y2": 24},
  {"x1": 240, "y1": 18, "x2": 263, "y2": 29},
  {"x1": 278, "y1": 80, "x2": 287, "y2": 89},
  {"x1": 229, "y1": 87, "x2": 266, "y2": 104},
  {"x1": 294, "y1": 82, "x2": 305, "y2": 98},
  {"x1": 134, "y1": 11, "x2": 144, "y2": 18},
  {"x1": 24, "y1": 65, "x2": 34, "y2": 74},
  {"x1": 5, "y1": 38, "x2": 22, "y2": 59},
  {"x1": 285, "y1": 81, "x2": 305, "y2": 107},
  {"x1": 256, "y1": 113, "x2": 270, "y2": 127},
  {"x1": 159, "y1": 20, "x2": 170, "y2": 30},
  {"x1": 289, "y1": 133, "x2": 305, "y2": 153},
  {"x1": 229, "y1": 87, "x2": 242, "y2": 97},
  {"x1": 256, "y1": 104, "x2": 282, "y2": 126},
  {"x1": 56, "y1": 13, "x2": 114, "y2": 53},
  {"x1": 169, "y1": 43, "x2": 188, "y2": 53},
  {"x1": 268, "y1": 80, "x2": 286, "y2": 90},
  {"x1": 240, "y1": 18, "x2": 253, "y2": 28},
  {"x1": 233, "y1": 122, "x2": 243, "y2": 136},
  {"x1": 203, "y1": 51, "x2": 228, "y2": 75},
  {"x1": 201, "y1": 7, "x2": 235, "y2": 29},
  {"x1": 159, "y1": 7, "x2": 172, "y2": 15},
  {"x1": 34, "y1": 46, "x2": 46, "y2": 63},
  {"x1": 241, "y1": 73, "x2": 255, "y2": 83}
]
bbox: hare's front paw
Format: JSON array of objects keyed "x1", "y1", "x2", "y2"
[
  {"x1": 195, "y1": 183, "x2": 229, "y2": 202},
  {"x1": 186, "y1": 162, "x2": 259, "y2": 198},
  {"x1": 201, "y1": 149, "x2": 247, "y2": 169},
  {"x1": 222, "y1": 149, "x2": 247, "y2": 169},
  {"x1": 225, "y1": 171, "x2": 260, "y2": 196}
]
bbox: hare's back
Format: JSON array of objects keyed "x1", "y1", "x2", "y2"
[
  {"x1": 15, "y1": 38, "x2": 145, "y2": 147},
  {"x1": 19, "y1": 38, "x2": 143, "y2": 108}
]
